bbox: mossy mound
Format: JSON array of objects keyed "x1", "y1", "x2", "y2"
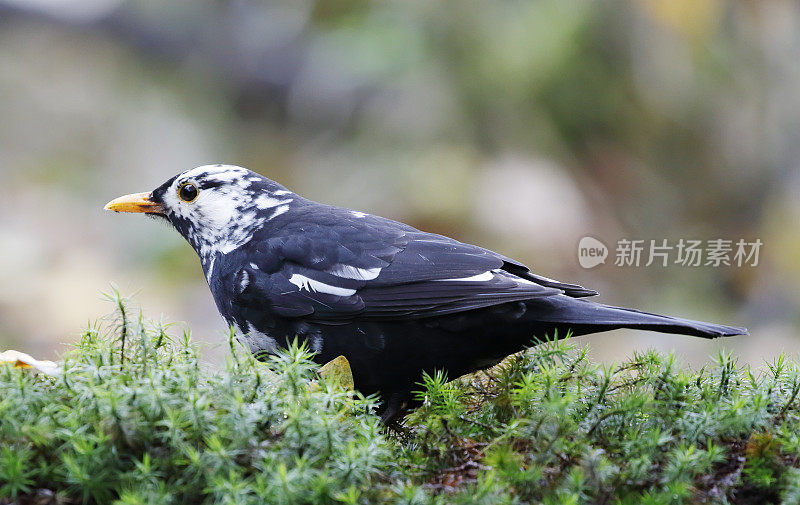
[{"x1": 1, "y1": 295, "x2": 798, "y2": 504}]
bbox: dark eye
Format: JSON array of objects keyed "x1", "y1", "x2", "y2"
[{"x1": 178, "y1": 182, "x2": 198, "y2": 202}]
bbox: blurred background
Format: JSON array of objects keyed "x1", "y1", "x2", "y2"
[{"x1": 1, "y1": 0, "x2": 799, "y2": 368}]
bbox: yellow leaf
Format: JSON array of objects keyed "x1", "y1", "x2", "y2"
[{"x1": 315, "y1": 355, "x2": 355, "y2": 391}]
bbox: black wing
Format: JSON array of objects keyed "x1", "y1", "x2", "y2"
[{"x1": 232, "y1": 204, "x2": 596, "y2": 322}]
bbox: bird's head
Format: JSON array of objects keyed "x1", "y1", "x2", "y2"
[{"x1": 105, "y1": 165, "x2": 295, "y2": 260}]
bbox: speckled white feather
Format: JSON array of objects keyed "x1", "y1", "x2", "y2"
[{"x1": 162, "y1": 164, "x2": 292, "y2": 262}]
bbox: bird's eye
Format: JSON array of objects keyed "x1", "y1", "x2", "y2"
[{"x1": 178, "y1": 182, "x2": 199, "y2": 202}]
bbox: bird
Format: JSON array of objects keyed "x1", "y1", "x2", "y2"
[{"x1": 105, "y1": 164, "x2": 748, "y2": 421}]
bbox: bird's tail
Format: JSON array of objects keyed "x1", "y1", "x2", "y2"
[{"x1": 527, "y1": 297, "x2": 748, "y2": 339}]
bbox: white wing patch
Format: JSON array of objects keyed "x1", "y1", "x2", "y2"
[
  {"x1": 289, "y1": 274, "x2": 357, "y2": 297},
  {"x1": 434, "y1": 271, "x2": 494, "y2": 282},
  {"x1": 328, "y1": 264, "x2": 382, "y2": 280}
]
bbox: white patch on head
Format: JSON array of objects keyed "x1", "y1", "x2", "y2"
[
  {"x1": 250, "y1": 262, "x2": 259, "y2": 270},
  {"x1": 351, "y1": 211, "x2": 367, "y2": 218},
  {"x1": 163, "y1": 164, "x2": 293, "y2": 260},
  {"x1": 183, "y1": 164, "x2": 250, "y2": 183},
  {"x1": 434, "y1": 271, "x2": 494, "y2": 282},
  {"x1": 288, "y1": 274, "x2": 357, "y2": 296},
  {"x1": 328, "y1": 264, "x2": 382, "y2": 280},
  {"x1": 268, "y1": 205, "x2": 290, "y2": 220}
]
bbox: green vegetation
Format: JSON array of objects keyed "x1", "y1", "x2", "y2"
[{"x1": 2, "y1": 296, "x2": 799, "y2": 504}]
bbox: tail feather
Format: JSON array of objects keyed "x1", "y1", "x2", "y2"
[{"x1": 529, "y1": 297, "x2": 748, "y2": 339}]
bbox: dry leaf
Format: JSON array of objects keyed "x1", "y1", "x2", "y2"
[
  {"x1": 308, "y1": 355, "x2": 355, "y2": 392},
  {"x1": 318, "y1": 355, "x2": 355, "y2": 390},
  {"x1": 0, "y1": 350, "x2": 61, "y2": 375}
]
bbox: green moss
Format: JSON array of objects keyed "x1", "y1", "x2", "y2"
[
  {"x1": 403, "y1": 342, "x2": 800, "y2": 504},
  {"x1": 2, "y1": 295, "x2": 800, "y2": 504},
  {"x1": 0, "y1": 293, "x2": 388, "y2": 505}
]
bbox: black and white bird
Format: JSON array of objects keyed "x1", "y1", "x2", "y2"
[{"x1": 105, "y1": 165, "x2": 747, "y2": 421}]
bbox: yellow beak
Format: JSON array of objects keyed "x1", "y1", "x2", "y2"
[{"x1": 104, "y1": 192, "x2": 165, "y2": 214}]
